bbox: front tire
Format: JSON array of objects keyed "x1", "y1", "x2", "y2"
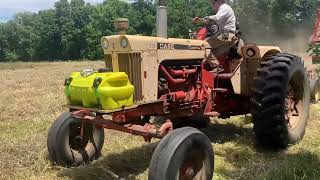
[
  {"x1": 251, "y1": 53, "x2": 310, "y2": 149},
  {"x1": 47, "y1": 112, "x2": 105, "y2": 167},
  {"x1": 149, "y1": 127, "x2": 214, "y2": 180}
]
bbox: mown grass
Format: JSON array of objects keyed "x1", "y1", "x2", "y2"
[{"x1": 0, "y1": 61, "x2": 320, "y2": 180}]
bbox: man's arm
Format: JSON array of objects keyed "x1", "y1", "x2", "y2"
[
  {"x1": 192, "y1": 17, "x2": 208, "y2": 25},
  {"x1": 206, "y1": 6, "x2": 229, "y2": 22}
]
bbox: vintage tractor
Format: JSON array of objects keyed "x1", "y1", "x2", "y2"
[{"x1": 47, "y1": 2, "x2": 311, "y2": 179}]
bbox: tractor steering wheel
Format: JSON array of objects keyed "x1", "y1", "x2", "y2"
[
  {"x1": 205, "y1": 20, "x2": 220, "y2": 37},
  {"x1": 192, "y1": 17, "x2": 220, "y2": 38}
]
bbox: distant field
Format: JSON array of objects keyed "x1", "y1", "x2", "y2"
[{"x1": 0, "y1": 61, "x2": 320, "y2": 180}]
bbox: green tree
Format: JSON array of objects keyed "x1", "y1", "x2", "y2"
[
  {"x1": 83, "y1": 0, "x2": 133, "y2": 59},
  {"x1": 167, "y1": 0, "x2": 210, "y2": 38},
  {"x1": 0, "y1": 24, "x2": 6, "y2": 61},
  {"x1": 33, "y1": 9, "x2": 60, "y2": 60},
  {"x1": 272, "y1": 0, "x2": 318, "y2": 35},
  {"x1": 69, "y1": 0, "x2": 92, "y2": 59},
  {"x1": 0, "y1": 0, "x2": 318, "y2": 61},
  {"x1": 4, "y1": 49, "x2": 19, "y2": 62},
  {"x1": 0, "y1": 0, "x2": 38, "y2": 61},
  {"x1": 14, "y1": 12, "x2": 37, "y2": 61},
  {"x1": 55, "y1": 0, "x2": 72, "y2": 59},
  {"x1": 130, "y1": 0, "x2": 156, "y2": 35}
]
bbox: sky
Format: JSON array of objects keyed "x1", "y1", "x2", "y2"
[{"x1": 0, "y1": 0, "x2": 104, "y2": 20}]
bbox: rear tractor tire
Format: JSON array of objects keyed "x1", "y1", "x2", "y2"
[
  {"x1": 251, "y1": 53, "x2": 310, "y2": 149},
  {"x1": 47, "y1": 112, "x2": 105, "y2": 167},
  {"x1": 149, "y1": 127, "x2": 214, "y2": 180},
  {"x1": 310, "y1": 79, "x2": 320, "y2": 102}
]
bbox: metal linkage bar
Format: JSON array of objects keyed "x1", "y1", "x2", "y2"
[{"x1": 71, "y1": 109, "x2": 173, "y2": 142}]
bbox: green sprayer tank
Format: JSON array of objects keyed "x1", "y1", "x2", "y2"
[{"x1": 65, "y1": 71, "x2": 134, "y2": 110}]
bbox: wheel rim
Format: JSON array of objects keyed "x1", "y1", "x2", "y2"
[
  {"x1": 178, "y1": 149, "x2": 207, "y2": 180},
  {"x1": 285, "y1": 72, "x2": 305, "y2": 129},
  {"x1": 69, "y1": 121, "x2": 92, "y2": 151}
]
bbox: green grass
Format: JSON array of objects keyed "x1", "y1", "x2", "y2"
[{"x1": 0, "y1": 61, "x2": 320, "y2": 179}]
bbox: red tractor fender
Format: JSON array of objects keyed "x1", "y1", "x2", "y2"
[{"x1": 197, "y1": 27, "x2": 208, "y2": 40}]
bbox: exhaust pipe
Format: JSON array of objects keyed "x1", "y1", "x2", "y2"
[{"x1": 156, "y1": 0, "x2": 167, "y2": 38}]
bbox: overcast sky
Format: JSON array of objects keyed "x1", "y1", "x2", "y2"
[{"x1": 0, "y1": 0, "x2": 104, "y2": 18}]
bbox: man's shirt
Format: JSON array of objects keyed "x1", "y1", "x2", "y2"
[{"x1": 206, "y1": 3, "x2": 236, "y2": 34}]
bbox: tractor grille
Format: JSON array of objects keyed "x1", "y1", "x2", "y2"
[
  {"x1": 118, "y1": 53, "x2": 143, "y2": 101},
  {"x1": 104, "y1": 54, "x2": 113, "y2": 71}
]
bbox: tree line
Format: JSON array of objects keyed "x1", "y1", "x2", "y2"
[{"x1": 0, "y1": 0, "x2": 318, "y2": 62}]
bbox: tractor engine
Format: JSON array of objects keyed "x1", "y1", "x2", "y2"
[
  {"x1": 156, "y1": 60, "x2": 218, "y2": 118},
  {"x1": 158, "y1": 60, "x2": 201, "y2": 98}
]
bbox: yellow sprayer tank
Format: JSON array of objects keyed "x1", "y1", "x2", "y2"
[{"x1": 65, "y1": 71, "x2": 134, "y2": 110}]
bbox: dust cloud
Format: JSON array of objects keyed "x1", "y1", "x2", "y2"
[{"x1": 242, "y1": 27, "x2": 313, "y2": 58}]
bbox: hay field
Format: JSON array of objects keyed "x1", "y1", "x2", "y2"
[{"x1": 0, "y1": 61, "x2": 320, "y2": 180}]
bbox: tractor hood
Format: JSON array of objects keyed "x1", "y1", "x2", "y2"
[{"x1": 101, "y1": 35, "x2": 210, "y2": 53}]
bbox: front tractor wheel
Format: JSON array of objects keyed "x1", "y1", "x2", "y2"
[
  {"x1": 251, "y1": 53, "x2": 310, "y2": 149},
  {"x1": 149, "y1": 127, "x2": 214, "y2": 180},
  {"x1": 47, "y1": 112, "x2": 105, "y2": 167}
]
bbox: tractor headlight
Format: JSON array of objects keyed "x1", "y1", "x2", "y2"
[
  {"x1": 120, "y1": 38, "x2": 128, "y2": 48},
  {"x1": 101, "y1": 39, "x2": 109, "y2": 49}
]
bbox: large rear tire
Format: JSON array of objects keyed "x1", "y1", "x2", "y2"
[
  {"x1": 47, "y1": 112, "x2": 105, "y2": 167},
  {"x1": 148, "y1": 127, "x2": 214, "y2": 180},
  {"x1": 251, "y1": 53, "x2": 310, "y2": 149}
]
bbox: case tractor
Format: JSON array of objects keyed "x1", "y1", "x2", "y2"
[{"x1": 47, "y1": 1, "x2": 314, "y2": 179}]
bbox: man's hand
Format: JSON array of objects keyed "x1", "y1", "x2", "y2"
[
  {"x1": 192, "y1": 17, "x2": 200, "y2": 24},
  {"x1": 192, "y1": 17, "x2": 209, "y2": 25},
  {"x1": 204, "y1": 18, "x2": 209, "y2": 25}
]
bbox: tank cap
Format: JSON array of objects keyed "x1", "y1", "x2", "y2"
[{"x1": 115, "y1": 18, "x2": 129, "y2": 34}]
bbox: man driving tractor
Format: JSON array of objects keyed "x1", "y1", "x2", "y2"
[{"x1": 193, "y1": 0, "x2": 238, "y2": 70}]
